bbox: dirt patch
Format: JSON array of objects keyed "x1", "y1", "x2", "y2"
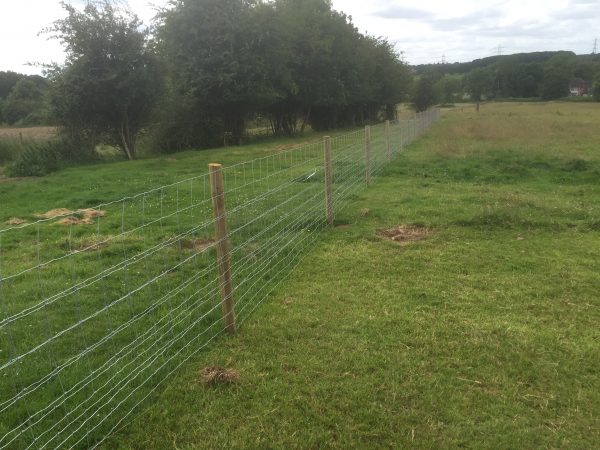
[
  {"x1": 5, "y1": 217, "x2": 27, "y2": 226},
  {"x1": 56, "y1": 217, "x2": 95, "y2": 226},
  {"x1": 36, "y1": 208, "x2": 75, "y2": 219},
  {"x1": 199, "y1": 366, "x2": 239, "y2": 386},
  {"x1": 181, "y1": 237, "x2": 215, "y2": 252},
  {"x1": 272, "y1": 143, "x2": 304, "y2": 153},
  {"x1": 360, "y1": 208, "x2": 371, "y2": 218},
  {"x1": 77, "y1": 208, "x2": 106, "y2": 219},
  {"x1": 336, "y1": 224, "x2": 351, "y2": 229},
  {"x1": 377, "y1": 225, "x2": 432, "y2": 246},
  {"x1": 34, "y1": 208, "x2": 106, "y2": 225}
]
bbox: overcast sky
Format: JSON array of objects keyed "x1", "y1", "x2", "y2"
[{"x1": 1, "y1": 0, "x2": 598, "y2": 75}]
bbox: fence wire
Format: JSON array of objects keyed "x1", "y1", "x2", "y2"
[{"x1": 0, "y1": 109, "x2": 439, "y2": 449}]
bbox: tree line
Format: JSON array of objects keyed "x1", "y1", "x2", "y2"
[
  {"x1": 412, "y1": 51, "x2": 600, "y2": 110},
  {"x1": 2, "y1": 0, "x2": 410, "y2": 163},
  {"x1": 0, "y1": 72, "x2": 48, "y2": 126}
]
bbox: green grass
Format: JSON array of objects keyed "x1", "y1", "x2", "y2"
[
  {"x1": 0, "y1": 122, "x2": 399, "y2": 448},
  {"x1": 100, "y1": 102, "x2": 598, "y2": 449},
  {"x1": 1, "y1": 103, "x2": 599, "y2": 448}
]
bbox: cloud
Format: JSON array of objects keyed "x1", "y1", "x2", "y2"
[
  {"x1": 551, "y1": 5, "x2": 600, "y2": 21},
  {"x1": 428, "y1": 7, "x2": 506, "y2": 32},
  {"x1": 371, "y1": 5, "x2": 433, "y2": 20}
]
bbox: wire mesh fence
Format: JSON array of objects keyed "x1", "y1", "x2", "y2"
[{"x1": 0, "y1": 109, "x2": 439, "y2": 449}]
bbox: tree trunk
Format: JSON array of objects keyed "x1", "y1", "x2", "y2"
[{"x1": 120, "y1": 120, "x2": 134, "y2": 160}]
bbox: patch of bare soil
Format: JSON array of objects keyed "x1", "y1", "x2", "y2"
[
  {"x1": 76, "y1": 208, "x2": 106, "y2": 219},
  {"x1": 36, "y1": 208, "x2": 75, "y2": 219},
  {"x1": 181, "y1": 237, "x2": 215, "y2": 252},
  {"x1": 377, "y1": 225, "x2": 432, "y2": 246},
  {"x1": 34, "y1": 208, "x2": 107, "y2": 225},
  {"x1": 56, "y1": 217, "x2": 95, "y2": 226},
  {"x1": 5, "y1": 217, "x2": 27, "y2": 225},
  {"x1": 199, "y1": 366, "x2": 239, "y2": 386},
  {"x1": 272, "y1": 142, "x2": 304, "y2": 153}
]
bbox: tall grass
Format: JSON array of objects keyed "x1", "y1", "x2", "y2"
[{"x1": 0, "y1": 138, "x2": 24, "y2": 166}]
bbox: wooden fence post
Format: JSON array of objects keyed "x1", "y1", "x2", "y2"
[
  {"x1": 209, "y1": 163, "x2": 236, "y2": 334},
  {"x1": 385, "y1": 120, "x2": 391, "y2": 162},
  {"x1": 400, "y1": 121, "x2": 404, "y2": 152},
  {"x1": 364, "y1": 125, "x2": 372, "y2": 186},
  {"x1": 323, "y1": 136, "x2": 334, "y2": 227}
]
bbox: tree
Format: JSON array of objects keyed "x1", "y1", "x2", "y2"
[
  {"x1": 593, "y1": 75, "x2": 600, "y2": 102},
  {"x1": 435, "y1": 75, "x2": 462, "y2": 104},
  {"x1": 2, "y1": 78, "x2": 46, "y2": 125},
  {"x1": 46, "y1": 0, "x2": 161, "y2": 159},
  {"x1": 466, "y1": 68, "x2": 492, "y2": 110},
  {"x1": 0, "y1": 71, "x2": 23, "y2": 100},
  {"x1": 411, "y1": 72, "x2": 440, "y2": 112},
  {"x1": 539, "y1": 53, "x2": 574, "y2": 100},
  {"x1": 159, "y1": 0, "x2": 280, "y2": 144}
]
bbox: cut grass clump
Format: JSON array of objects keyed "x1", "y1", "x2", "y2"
[
  {"x1": 180, "y1": 237, "x2": 215, "y2": 252},
  {"x1": 199, "y1": 366, "x2": 240, "y2": 386},
  {"x1": 377, "y1": 224, "x2": 432, "y2": 245}
]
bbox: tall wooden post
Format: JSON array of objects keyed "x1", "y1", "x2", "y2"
[
  {"x1": 365, "y1": 125, "x2": 370, "y2": 184},
  {"x1": 385, "y1": 120, "x2": 391, "y2": 162},
  {"x1": 209, "y1": 163, "x2": 236, "y2": 334},
  {"x1": 400, "y1": 122, "x2": 404, "y2": 152},
  {"x1": 323, "y1": 136, "x2": 334, "y2": 227}
]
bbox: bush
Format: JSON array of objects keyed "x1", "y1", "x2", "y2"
[
  {"x1": 0, "y1": 138, "x2": 23, "y2": 165},
  {"x1": 5, "y1": 137, "x2": 88, "y2": 177}
]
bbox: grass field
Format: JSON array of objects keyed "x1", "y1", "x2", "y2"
[
  {"x1": 0, "y1": 127, "x2": 56, "y2": 141},
  {"x1": 104, "y1": 102, "x2": 598, "y2": 449},
  {"x1": 1, "y1": 103, "x2": 599, "y2": 448}
]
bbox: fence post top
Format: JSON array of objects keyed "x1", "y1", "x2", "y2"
[{"x1": 208, "y1": 163, "x2": 223, "y2": 171}]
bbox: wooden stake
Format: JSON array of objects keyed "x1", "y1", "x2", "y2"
[
  {"x1": 323, "y1": 136, "x2": 334, "y2": 227},
  {"x1": 209, "y1": 163, "x2": 236, "y2": 334},
  {"x1": 364, "y1": 125, "x2": 372, "y2": 186},
  {"x1": 385, "y1": 120, "x2": 391, "y2": 162}
]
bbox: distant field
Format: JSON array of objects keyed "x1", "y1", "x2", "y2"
[{"x1": 0, "y1": 126, "x2": 56, "y2": 141}]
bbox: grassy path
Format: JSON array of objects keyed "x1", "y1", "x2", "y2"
[{"x1": 103, "y1": 103, "x2": 600, "y2": 449}]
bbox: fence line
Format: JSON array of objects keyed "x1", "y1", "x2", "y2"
[{"x1": 0, "y1": 109, "x2": 439, "y2": 449}]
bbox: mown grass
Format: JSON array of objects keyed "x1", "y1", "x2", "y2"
[
  {"x1": 0, "y1": 121, "x2": 398, "y2": 448},
  {"x1": 94, "y1": 102, "x2": 598, "y2": 449},
  {"x1": 1, "y1": 102, "x2": 598, "y2": 448}
]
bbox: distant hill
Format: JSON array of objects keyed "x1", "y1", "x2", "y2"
[{"x1": 413, "y1": 51, "x2": 599, "y2": 75}]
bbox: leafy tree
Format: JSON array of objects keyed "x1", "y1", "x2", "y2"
[
  {"x1": 2, "y1": 78, "x2": 46, "y2": 125},
  {"x1": 539, "y1": 53, "x2": 575, "y2": 100},
  {"x1": 593, "y1": 75, "x2": 600, "y2": 102},
  {"x1": 0, "y1": 71, "x2": 23, "y2": 99},
  {"x1": 46, "y1": 0, "x2": 161, "y2": 159},
  {"x1": 411, "y1": 72, "x2": 440, "y2": 112},
  {"x1": 157, "y1": 0, "x2": 410, "y2": 143},
  {"x1": 435, "y1": 75, "x2": 462, "y2": 104},
  {"x1": 508, "y1": 63, "x2": 543, "y2": 98},
  {"x1": 159, "y1": 0, "x2": 280, "y2": 144},
  {"x1": 466, "y1": 68, "x2": 492, "y2": 109}
]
